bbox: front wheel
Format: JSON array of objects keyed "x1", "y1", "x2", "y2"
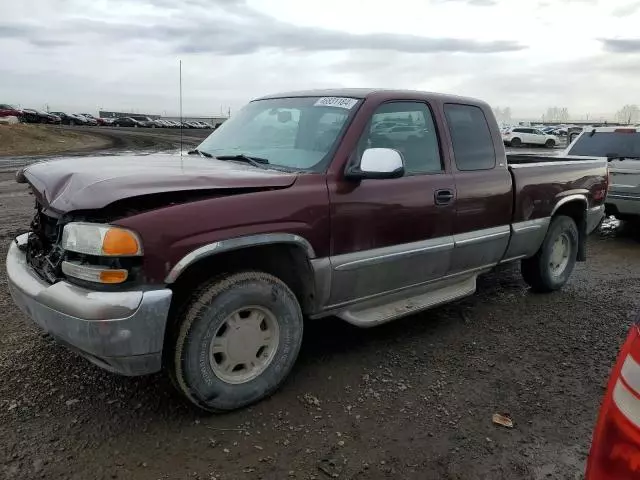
[
  {"x1": 545, "y1": 139, "x2": 556, "y2": 148},
  {"x1": 170, "y1": 271, "x2": 304, "y2": 412},
  {"x1": 521, "y1": 215, "x2": 579, "y2": 292}
]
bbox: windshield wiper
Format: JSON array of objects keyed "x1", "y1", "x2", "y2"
[
  {"x1": 215, "y1": 154, "x2": 269, "y2": 168},
  {"x1": 187, "y1": 149, "x2": 213, "y2": 157}
]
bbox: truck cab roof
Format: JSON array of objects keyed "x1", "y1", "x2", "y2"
[{"x1": 254, "y1": 88, "x2": 490, "y2": 108}]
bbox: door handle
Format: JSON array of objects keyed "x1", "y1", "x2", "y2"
[{"x1": 435, "y1": 189, "x2": 454, "y2": 205}]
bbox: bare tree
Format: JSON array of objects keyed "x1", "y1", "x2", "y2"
[
  {"x1": 493, "y1": 106, "x2": 512, "y2": 124},
  {"x1": 615, "y1": 105, "x2": 640, "y2": 125},
  {"x1": 545, "y1": 107, "x2": 570, "y2": 123}
]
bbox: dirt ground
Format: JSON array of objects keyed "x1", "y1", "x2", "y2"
[
  {"x1": 0, "y1": 124, "x2": 112, "y2": 157},
  {"x1": 0, "y1": 126, "x2": 210, "y2": 170},
  {"x1": 0, "y1": 140, "x2": 639, "y2": 480}
]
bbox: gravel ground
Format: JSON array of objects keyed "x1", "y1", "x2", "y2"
[{"x1": 0, "y1": 133, "x2": 638, "y2": 480}]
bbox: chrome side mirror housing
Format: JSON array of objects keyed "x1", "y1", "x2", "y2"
[{"x1": 346, "y1": 148, "x2": 405, "y2": 180}]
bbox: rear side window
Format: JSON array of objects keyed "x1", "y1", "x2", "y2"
[
  {"x1": 444, "y1": 104, "x2": 496, "y2": 171},
  {"x1": 568, "y1": 132, "x2": 640, "y2": 158}
]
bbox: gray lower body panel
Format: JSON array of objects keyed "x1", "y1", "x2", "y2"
[
  {"x1": 6, "y1": 234, "x2": 172, "y2": 376},
  {"x1": 327, "y1": 236, "x2": 454, "y2": 306},
  {"x1": 607, "y1": 193, "x2": 640, "y2": 218},
  {"x1": 501, "y1": 218, "x2": 550, "y2": 262}
]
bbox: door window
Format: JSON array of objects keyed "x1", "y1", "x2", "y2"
[
  {"x1": 356, "y1": 102, "x2": 442, "y2": 174},
  {"x1": 444, "y1": 104, "x2": 496, "y2": 171}
]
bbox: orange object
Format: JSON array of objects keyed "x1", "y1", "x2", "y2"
[
  {"x1": 102, "y1": 228, "x2": 140, "y2": 256},
  {"x1": 99, "y1": 269, "x2": 128, "y2": 284},
  {"x1": 587, "y1": 320, "x2": 640, "y2": 479}
]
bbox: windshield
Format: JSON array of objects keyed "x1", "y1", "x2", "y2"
[
  {"x1": 568, "y1": 131, "x2": 640, "y2": 158},
  {"x1": 196, "y1": 96, "x2": 360, "y2": 171}
]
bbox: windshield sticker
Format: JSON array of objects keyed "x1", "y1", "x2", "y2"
[{"x1": 314, "y1": 97, "x2": 358, "y2": 109}]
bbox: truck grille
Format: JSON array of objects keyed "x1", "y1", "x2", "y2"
[{"x1": 26, "y1": 204, "x2": 64, "y2": 283}]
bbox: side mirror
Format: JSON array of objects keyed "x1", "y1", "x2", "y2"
[{"x1": 345, "y1": 148, "x2": 405, "y2": 180}]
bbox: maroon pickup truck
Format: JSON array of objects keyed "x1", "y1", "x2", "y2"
[{"x1": 7, "y1": 89, "x2": 608, "y2": 411}]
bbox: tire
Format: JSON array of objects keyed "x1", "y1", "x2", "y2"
[
  {"x1": 510, "y1": 137, "x2": 522, "y2": 147},
  {"x1": 69, "y1": 120, "x2": 75, "y2": 126},
  {"x1": 521, "y1": 215, "x2": 579, "y2": 293},
  {"x1": 134, "y1": 124, "x2": 138, "y2": 128},
  {"x1": 545, "y1": 139, "x2": 556, "y2": 148},
  {"x1": 170, "y1": 271, "x2": 304, "y2": 412}
]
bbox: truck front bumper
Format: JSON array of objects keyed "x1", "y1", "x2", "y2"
[{"x1": 6, "y1": 234, "x2": 172, "y2": 376}]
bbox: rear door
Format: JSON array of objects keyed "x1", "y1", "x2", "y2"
[
  {"x1": 442, "y1": 103, "x2": 513, "y2": 273},
  {"x1": 327, "y1": 100, "x2": 455, "y2": 306},
  {"x1": 512, "y1": 128, "x2": 527, "y2": 143}
]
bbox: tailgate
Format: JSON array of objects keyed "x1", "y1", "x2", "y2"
[{"x1": 609, "y1": 160, "x2": 640, "y2": 198}]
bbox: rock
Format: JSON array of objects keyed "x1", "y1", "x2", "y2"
[
  {"x1": 65, "y1": 399, "x2": 79, "y2": 406},
  {"x1": 303, "y1": 393, "x2": 321, "y2": 406},
  {"x1": 32, "y1": 458, "x2": 43, "y2": 472}
]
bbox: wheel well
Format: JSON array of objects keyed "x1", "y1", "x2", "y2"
[
  {"x1": 553, "y1": 199, "x2": 587, "y2": 261},
  {"x1": 167, "y1": 243, "x2": 317, "y2": 322}
]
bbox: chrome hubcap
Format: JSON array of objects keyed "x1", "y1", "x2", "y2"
[
  {"x1": 209, "y1": 306, "x2": 279, "y2": 384},
  {"x1": 549, "y1": 233, "x2": 570, "y2": 276}
]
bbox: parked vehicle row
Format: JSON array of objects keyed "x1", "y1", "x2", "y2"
[
  {"x1": 111, "y1": 116, "x2": 214, "y2": 129},
  {"x1": 0, "y1": 104, "x2": 115, "y2": 127},
  {"x1": 1, "y1": 103, "x2": 216, "y2": 129}
]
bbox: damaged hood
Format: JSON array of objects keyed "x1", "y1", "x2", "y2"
[{"x1": 21, "y1": 154, "x2": 298, "y2": 214}]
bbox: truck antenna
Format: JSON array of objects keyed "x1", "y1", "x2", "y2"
[{"x1": 179, "y1": 59, "x2": 183, "y2": 157}]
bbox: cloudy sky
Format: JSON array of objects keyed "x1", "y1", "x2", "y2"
[{"x1": 2, "y1": 0, "x2": 639, "y2": 119}]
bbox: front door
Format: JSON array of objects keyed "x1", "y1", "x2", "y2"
[
  {"x1": 327, "y1": 101, "x2": 456, "y2": 307},
  {"x1": 531, "y1": 129, "x2": 546, "y2": 145}
]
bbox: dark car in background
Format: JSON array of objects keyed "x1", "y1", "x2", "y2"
[
  {"x1": 130, "y1": 115, "x2": 159, "y2": 128},
  {"x1": 0, "y1": 104, "x2": 23, "y2": 120},
  {"x1": 112, "y1": 117, "x2": 143, "y2": 127},
  {"x1": 50, "y1": 112, "x2": 89, "y2": 126},
  {"x1": 22, "y1": 109, "x2": 61, "y2": 124},
  {"x1": 76, "y1": 114, "x2": 98, "y2": 126},
  {"x1": 79, "y1": 114, "x2": 103, "y2": 126}
]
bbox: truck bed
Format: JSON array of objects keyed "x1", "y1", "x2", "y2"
[{"x1": 506, "y1": 153, "x2": 608, "y2": 224}]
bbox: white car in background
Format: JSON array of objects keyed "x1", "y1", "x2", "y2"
[
  {"x1": 564, "y1": 126, "x2": 640, "y2": 224},
  {"x1": 502, "y1": 127, "x2": 560, "y2": 148}
]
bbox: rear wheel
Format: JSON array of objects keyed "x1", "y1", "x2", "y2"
[
  {"x1": 521, "y1": 215, "x2": 579, "y2": 292},
  {"x1": 170, "y1": 271, "x2": 304, "y2": 412},
  {"x1": 545, "y1": 139, "x2": 556, "y2": 148},
  {"x1": 510, "y1": 137, "x2": 522, "y2": 147},
  {"x1": 69, "y1": 120, "x2": 76, "y2": 126}
]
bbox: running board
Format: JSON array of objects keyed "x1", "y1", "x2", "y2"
[{"x1": 336, "y1": 275, "x2": 477, "y2": 327}]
